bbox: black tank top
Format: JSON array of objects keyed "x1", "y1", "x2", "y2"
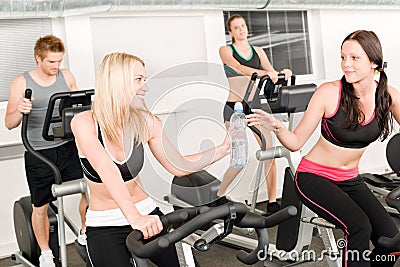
[
  {"x1": 321, "y1": 83, "x2": 380, "y2": 149},
  {"x1": 80, "y1": 124, "x2": 144, "y2": 183},
  {"x1": 224, "y1": 44, "x2": 261, "y2": 78}
]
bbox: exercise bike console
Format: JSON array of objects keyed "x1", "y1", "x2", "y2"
[
  {"x1": 250, "y1": 73, "x2": 314, "y2": 114},
  {"x1": 42, "y1": 89, "x2": 94, "y2": 142}
]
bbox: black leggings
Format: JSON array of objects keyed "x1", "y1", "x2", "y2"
[
  {"x1": 295, "y1": 173, "x2": 399, "y2": 267},
  {"x1": 86, "y1": 208, "x2": 179, "y2": 267}
]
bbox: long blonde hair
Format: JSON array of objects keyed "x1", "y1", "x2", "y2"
[{"x1": 92, "y1": 52, "x2": 148, "y2": 146}]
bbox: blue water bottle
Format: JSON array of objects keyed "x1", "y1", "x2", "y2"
[{"x1": 230, "y1": 102, "x2": 248, "y2": 168}]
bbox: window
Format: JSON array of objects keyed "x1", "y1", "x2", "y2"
[
  {"x1": 0, "y1": 19, "x2": 52, "y2": 102},
  {"x1": 223, "y1": 10, "x2": 312, "y2": 75}
]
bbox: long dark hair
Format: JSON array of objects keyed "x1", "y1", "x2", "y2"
[{"x1": 341, "y1": 30, "x2": 393, "y2": 140}]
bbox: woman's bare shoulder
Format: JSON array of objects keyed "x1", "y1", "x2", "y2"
[
  {"x1": 71, "y1": 110, "x2": 95, "y2": 132},
  {"x1": 219, "y1": 45, "x2": 232, "y2": 54},
  {"x1": 316, "y1": 80, "x2": 340, "y2": 96}
]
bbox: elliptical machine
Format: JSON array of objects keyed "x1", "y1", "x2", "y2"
[{"x1": 12, "y1": 89, "x2": 94, "y2": 267}]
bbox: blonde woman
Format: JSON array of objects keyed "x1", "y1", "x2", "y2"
[{"x1": 71, "y1": 52, "x2": 230, "y2": 267}]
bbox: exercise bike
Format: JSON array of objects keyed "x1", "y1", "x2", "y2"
[
  {"x1": 12, "y1": 89, "x2": 94, "y2": 267},
  {"x1": 166, "y1": 74, "x2": 343, "y2": 266},
  {"x1": 378, "y1": 180, "x2": 400, "y2": 260},
  {"x1": 165, "y1": 73, "x2": 295, "y2": 210},
  {"x1": 377, "y1": 185, "x2": 400, "y2": 262},
  {"x1": 126, "y1": 202, "x2": 297, "y2": 266},
  {"x1": 367, "y1": 134, "x2": 400, "y2": 263},
  {"x1": 361, "y1": 132, "x2": 400, "y2": 215}
]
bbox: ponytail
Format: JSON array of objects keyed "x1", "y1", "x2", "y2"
[{"x1": 375, "y1": 70, "x2": 393, "y2": 140}]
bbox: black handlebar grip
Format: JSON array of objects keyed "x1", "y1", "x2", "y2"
[
  {"x1": 386, "y1": 186, "x2": 400, "y2": 213},
  {"x1": 264, "y1": 206, "x2": 297, "y2": 228},
  {"x1": 234, "y1": 206, "x2": 297, "y2": 229},
  {"x1": 25, "y1": 88, "x2": 32, "y2": 100},
  {"x1": 378, "y1": 232, "x2": 400, "y2": 248},
  {"x1": 126, "y1": 203, "x2": 248, "y2": 258},
  {"x1": 159, "y1": 210, "x2": 189, "y2": 227},
  {"x1": 159, "y1": 206, "x2": 209, "y2": 228},
  {"x1": 277, "y1": 73, "x2": 286, "y2": 79},
  {"x1": 233, "y1": 207, "x2": 295, "y2": 265},
  {"x1": 236, "y1": 227, "x2": 269, "y2": 265},
  {"x1": 243, "y1": 73, "x2": 258, "y2": 104},
  {"x1": 126, "y1": 206, "x2": 209, "y2": 258},
  {"x1": 130, "y1": 230, "x2": 144, "y2": 243}
]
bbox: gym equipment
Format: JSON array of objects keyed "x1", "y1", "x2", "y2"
[
  {"x1": 379, "y1": 185, "x2": 400, "y2": 249},
  {"x1": 361, "y1": 133, "x2": 400, "y2": 215},
  {"x1": 12, "y1": 89, "x2": 94, "y2": 267},
  {"x1": 166, "y1": 74, "x2": 342, "y2": 266},
  {"x1": 165, "y1": 73, "x2": 293, "y2": 210},
  {"x1": 126, "y1": 202, "x2": 297, "y2": 267},
  {"x1": 378, "y1": 136, "x2": 400, "y2": 253}
]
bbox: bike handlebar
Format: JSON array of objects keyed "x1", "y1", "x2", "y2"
[
  {"x1": 22, "y1": 89, "x2": 63, "y2": 185},
  {"x1": 126, "y1": 202, "x2": 297, "y2": 265},
  {"x1": 385, "y1": 186, "x2": 400, "y2": 212},
  {"x1": 378, "y1": 186, "x2": 400, "y2": 248}
]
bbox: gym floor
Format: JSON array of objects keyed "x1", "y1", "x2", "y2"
[{"x1": 2, "y1": 201, "x2": 400, "y2": 267}]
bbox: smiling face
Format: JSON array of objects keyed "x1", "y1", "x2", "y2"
[
  {"x1": 341, "y1": 40, "x2": 377, "y2": 84},
  {"x1": 127, "y1": 61, "x2": 149, "y2": 108},
  {"x1": 228, "y1": 17, "x2": 248, "y2": 42},
  {"x1": 132, "y1": 62, "x2": 147, "y2": 98}
]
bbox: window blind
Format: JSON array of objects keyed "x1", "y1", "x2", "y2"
[
  {"x1": 0, "y1": 19, "x2": 52, "y2": 102},
  {"x1": 223, "y1": 10, "x2": 312, "y2": 75}
]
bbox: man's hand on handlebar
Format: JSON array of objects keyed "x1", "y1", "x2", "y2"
[{"x1": 19, "y1": 96, "x2": 34, "y2": 114}]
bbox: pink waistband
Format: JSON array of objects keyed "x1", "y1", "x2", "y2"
[{"x1": 297, "y1": 157, "x2": 359, "y2": 182}]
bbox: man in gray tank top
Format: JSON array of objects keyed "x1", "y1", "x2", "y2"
[{"x1": 5, "y1": 35, "x2": 88, "y2": 267}]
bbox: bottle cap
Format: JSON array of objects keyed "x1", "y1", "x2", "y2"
[{"x1": 234, "y1": 102, "x2": 243, "y2": 113}]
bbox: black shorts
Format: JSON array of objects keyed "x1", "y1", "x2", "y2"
[
  {"x1": 223, "y1": 101, "x2": 252, "y2": 122},
  {"x1": 24, "y1": 141, "x2": 83, "y2": 207}
]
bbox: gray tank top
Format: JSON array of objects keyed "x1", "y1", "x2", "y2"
[{"x1": 23, "y1": 70, "x2": 69, "y2": 150}]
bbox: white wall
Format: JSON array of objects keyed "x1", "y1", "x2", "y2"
[{"x1": 1, "y1": 7, "x2": 400, "y2": 258}]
